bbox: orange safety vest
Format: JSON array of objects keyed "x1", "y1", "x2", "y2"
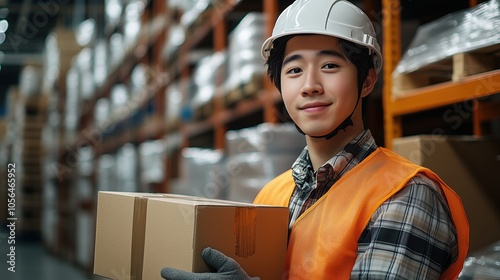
[{"x1": 254, "y1": 148, "x2": 469, "y2": 280}]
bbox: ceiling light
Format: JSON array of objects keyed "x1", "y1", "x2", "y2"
[
  {"x1": 0, "y1": 20, "x2": 8, "y2": 33},
  {"x1": 0, "y1": 33, "x2": 5, "y2": 44}
]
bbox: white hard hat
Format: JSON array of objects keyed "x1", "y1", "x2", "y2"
[{"x1": 261, "y1": 0, "x2": 383, "y2": 73}]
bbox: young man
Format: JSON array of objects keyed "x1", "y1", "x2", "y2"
[{"x1": 161, "y1": 0, "x2": 469, "y2": 279}]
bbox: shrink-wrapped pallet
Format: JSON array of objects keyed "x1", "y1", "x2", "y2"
[{"x1": 225, "y1": 123, "x2": 305, "y2": 203}]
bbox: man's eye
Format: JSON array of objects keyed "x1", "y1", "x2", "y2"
[
  {"x1": 323, "y1": 63, "x2": 339, "y2": 69},
  {"x1": 287, "y1": 68, "x2": 302, "y2": 74}
]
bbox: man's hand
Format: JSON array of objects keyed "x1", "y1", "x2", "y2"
[{"x1": 161, "y1": 247, "x2": 259, "y2": 280}]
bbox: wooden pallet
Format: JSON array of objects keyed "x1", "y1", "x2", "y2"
[
  {"x1": 393, "y1": 44, "x2": 500, "y2": 97},
  {"x1": 223, "y1": 74, "x2": 264, "y2": 108},
  {"x1": 193, "y1": 100, "x2": 215, "y2": 121},
  {"x1": 0, "y1": 119, "x2": 7, "y2": 140},
  {"x1": 223, "y1": 85, "x2": 244, "y2": 108}
]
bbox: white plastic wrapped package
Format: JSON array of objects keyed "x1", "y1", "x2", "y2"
[
  {"x1": 180, "y1": 0, "x2": 211, "y2": 27},
  {"x1": 130, "y1": 63, "x2": 149, "y2": 96},
  {"x1": 77, "y1": 145, "x2": 94, "y2": 177},
  {"x1": 225, "y1": 13, "x2": 266, "y2": 93},
  {"x1": 459, "y1": 241, "x2": 500, "y2": 279},
  {"x1": 94, "y1": 98, "x2": 111, "y2": 128},
  {"x1": 76, "y1": 18, "x2": 96, "y2": 47},
  {"x1": 174, "y1": 147, "x2": 226, "y2": 199},
  {"x1": 77, "y1": 47, "x2": 95, "y2": 100},
  {"x1": 110, "y1": 83, "x2": 129, "y2": 114},
  {"x1": 123, "y1": 0, "x2": 147, "y2": 49},
  {"x1": 93, "y1": 39, "x2": 108, "y2": 87},
  {"x1": 162, "y1": 24, "x2": 186, "y2": 60},
  {"x1": 97, "y1": 154, "x2": 117, "y2": 192},
  {"x1": 165, "y1": 81, "x2": 184, "y2": 128},
  {"x1": 225, "y1": 123, "x2": 306, "y2": 202},
  {"x1": 396, "y1": 0, "x2": 500, "y2": 74},
  {"x1": 226, "y1": 153, "x2": 299, "y2": 203},
  {"x1": 42, "y1": 33, "x2": 60, "y2": 92},
  {"x1": 115, "y1": 143, "x2": 139, "y2": 192},
  {"x1": 109, "y1": 32, "x2": 125, "y2": 69},
  {"x1": 75, "y1": 209, "x2": 93, "y2": 268},
  {"x1": 105, "y1": 0, "x2": 123, "y2": 30},
  {"x1": 226, "y1": 123, "x2": 306, "y2": 156},
  {"x1": 65, "y1": 66, "x2": 80, "y2": 143},
  {"x1": 139, "y1": 140, "x2": 166, "y2": 185},
  {"x1": 19, "y1": 65, "x2": 42, "y2": 96},
  {"x1": 191, "y1": 51, "x2": 227, "y2": 110},
  {"x1": 226, "y1": 153, "x2": 297, "y2": 179}
]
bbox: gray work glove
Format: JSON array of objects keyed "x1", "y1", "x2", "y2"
[{"x1": 160, "y1": 247, "x2": 259, "y2": 280}]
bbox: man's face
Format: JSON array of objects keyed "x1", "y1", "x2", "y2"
[{"x1": 280, "y1": 35, "x2": 362, "y2": 138}]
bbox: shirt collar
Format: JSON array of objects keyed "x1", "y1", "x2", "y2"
[{"x1": 291, "y1": 130, "x2": 377, "y2": 190}]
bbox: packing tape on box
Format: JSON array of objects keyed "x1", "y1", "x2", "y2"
[
  {"x1": 128, "y1": 193, "x2": 258, "y2": 277},
  {"x1": 234, "y1": 207, "x2": 257, "y2": 258},
  {"x1": 131, "y1": 196, "x2": 157, "y2": 279}
]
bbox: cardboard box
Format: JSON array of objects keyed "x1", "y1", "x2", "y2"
[
  {"x1": 393, "y1": 135, "x2": 500, "y2": 253},
  {"x1": 94, "y1": 192, "x2": 288, "y2": 280}
]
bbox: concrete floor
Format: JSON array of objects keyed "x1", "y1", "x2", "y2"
[{"x1": 1, "y1": 228, "x2": 105, "y2": 280}]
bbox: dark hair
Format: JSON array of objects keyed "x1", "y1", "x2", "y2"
[{"x1": 265, "y1": 35, "x2": 375, "y2": 94}]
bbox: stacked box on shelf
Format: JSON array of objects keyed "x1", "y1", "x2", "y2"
[
  {"x1": 224, "y1": 13, "x2": 266, "y2": 107},
  {"x1": 9, "y1": 90, "x2": 49, "y2": 237},
  {"x1": 225, "y1": 123, "x2": 306, "y2": 203},
  {"x1": 393, "y1": 135, "x2": 500, "y2": 253}
]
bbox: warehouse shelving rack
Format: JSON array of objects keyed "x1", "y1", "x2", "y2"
[
  {"x1": 70, "y1": 0, "x2": 288, "y2": 168},
  {"x1": 382, "y1": 0, "x2": 500, "y2": 149}
]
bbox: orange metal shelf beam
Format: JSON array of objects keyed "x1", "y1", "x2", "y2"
[
  {"x1": 263, "y1": 0, "x2": 279, "y2": 124},
  {"x1": 390, "y1": 70, "x2": 500, "y2": 116},
  {"x1": 382, "y1": 0, "x2": 402, "y2": 149}
]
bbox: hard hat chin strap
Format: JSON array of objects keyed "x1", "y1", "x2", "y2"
[
  {"x1": 307, "y1": 116, "x2": 354, "y2": 140},
  {"x1": 294, "y1": 112, "x2": 354, "y2": 140},
  {"x1": 294, "y1": 91, "x2": 361, "y2": 140}
]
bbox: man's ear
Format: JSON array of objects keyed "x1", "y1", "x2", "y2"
[{"x1": 361, "y1": 69, "x2": 378, "y2": 98}]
